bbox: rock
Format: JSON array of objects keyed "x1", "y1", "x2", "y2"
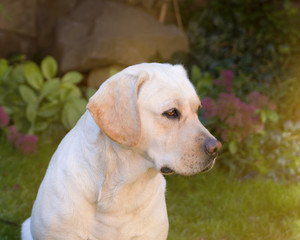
[
  {"x1": 0, "y1": 0, "x2": 37, "y2": 57},
  {"x1": 36, "y1": 0, "x2": 79, "y2": 49},
  {"x1": 0, "y1": 30, "x2": 36, "y2": 58},
  {"x1": 53, "y1": 0, "x2": 189, "y2": 72},
  {"x1": 87, "y1": 65, "x2": 125, "y2": 88},
  {"x1": 0, "y1": 0, "x2": 37, "y2": 37}
]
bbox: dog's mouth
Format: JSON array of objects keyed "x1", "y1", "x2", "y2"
[
  {"x1": 160, "y1": 157, "x2": 217, "y2": 176},
  {"x1": 160, "y1": 167, "x2": 175, "y2": 175},
  {"x1": 201, "y1": 157, "x2": 216, "y2": 173}
]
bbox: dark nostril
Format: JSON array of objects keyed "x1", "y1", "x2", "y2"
[{"x1": 204, "y1": 138, "x2": 222, "y2": 156}]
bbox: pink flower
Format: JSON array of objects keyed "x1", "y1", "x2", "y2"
[
  {"x1": 15, "y1": 134, "x2": 38, "y2": 154},
  {"x1": 214, "y1": 79, "x2": 221, "y2": 85},
  {"x1": 221, "y1": 70, "x2": 234, "y2": 82},
  {"x1": 202, "y1": 97, "x2": 217, "y2": 119},
  {"x1": 0, "y1": 106, "x2": 10, "y2": 127},
  {"x1": 7, "y1": 126, "x2": 22, "y2": 143},
  {"x1": 214, "y1": 70, "x2": 234, "y2": 92},
  {"x1": 247, "y1": 92, "x2": 276, "y2": 110},
  {"x1": 202, "y1": 93, "x2": 264, "y2": 142},
  {"x1": 221, "y1": 70, "x2": 233, "y2": 92},
  {"x1": 7, "y1": 126, "x2": 38, "y2": 154}
]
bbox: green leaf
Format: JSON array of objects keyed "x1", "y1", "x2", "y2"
[
  {"x1": 59, "y1": 83, "x2": 82, "y2": 101},
  {"x1": 229, "y1": 141, "x2": 238, "y2": 155},
  {"x1": 191, "y1": 65, "x2": 202, "y2": 84},
  {"x1": 267, "y1": 110, "x2": 279, "y2": 123},
  {"x1": 62, "y1": 98, "x2": 87, "y2": 129},
  {"x1": 109, "y1": 68, "x2": 119, "y2": 77},
  {"x1": 8, "y1": 53, "x2": 25, "y2": 63},
  {"x1": 202, "y1": 72, "x2": 214, "y2": 88},
  {"x1": 3, "y1": 106, "x2": 13, "y2": 115},
  {"x1": 38, "y1": 102, "x2": 60, "y2": 118},
  {"x1": 24, "y1": 61, "x2": 44, "y2": 90},
  {"x1": 62, "y1": 71, "x2": 83, "y2": 85},
  {"x1": 0, "y1": 58, "x2": 9, "y2": 80},
  {"x1": 0, "y1": 3, "x2": 12, "y2": 21},
  {"x1": 72, "y1": 98, "x2": 87, "y2": 113},
  {"x1": 35, "y1": 122, "x2": 49, "y2": 132},
  {"x1": 19, "y1": 85, "x2": 38, "y2": 104},
  {"x1": 26, "y1": 103, "x2": 37, "y2": 123},
  {"x1": 40, "y1": 78, "x2": 60, "y2": 98},
  {"x1": 67, "y1": 86, "x2": 82, "y2": 100},
  {"x1": 59, "y1": 88, "x2": 68, "y2": 102},
  {"x1": 10, "y1": 64, "x2": 25, "y2": 83},
  {"x1": 86, "y1": 87, "x2": 97, "y2": 99},
  {"x1": 41, "y1": 56, "x2": 58, "y2": 80},
  {"x1": 61, "y1": 104, "x2": 70, "y2": 130},
  {"x1": 260, "y1": 110, "x2": 267, "y2": 123}
]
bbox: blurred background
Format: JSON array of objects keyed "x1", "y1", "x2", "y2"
[{"x1": 0, "y1": 0, "x2": 300, "y2": 239}]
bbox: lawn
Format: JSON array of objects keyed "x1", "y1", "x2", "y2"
[
  {"x1": 0, "y1": 138, "x2": 299, "y2": 240},
  {"x1": 166, "y1": 172, "x2": 300, "y2": 240}
]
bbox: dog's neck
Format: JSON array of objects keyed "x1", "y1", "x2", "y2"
[{"x1": 79, "y1": 112, "x2": 162, "y2": 208}]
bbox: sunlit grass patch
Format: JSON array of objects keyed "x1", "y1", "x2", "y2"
[
  {"x1": 0, "y1": 137, "x2": 56, "y2": 240},
  {"x1": 166, "y1": 170, "x2": 300, "y2": 240}
]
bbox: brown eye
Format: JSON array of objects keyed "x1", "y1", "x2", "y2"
[
  {"x1": 163, "y1": 108, "x2": 180, "y2": 119},
  {"x1": 167, "y1": 109, "x2": 176, "y2": 116}
]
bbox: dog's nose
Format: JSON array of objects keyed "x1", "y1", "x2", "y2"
[{"x1": 204, "y1": 138, "x2": 222, "y2": 156}]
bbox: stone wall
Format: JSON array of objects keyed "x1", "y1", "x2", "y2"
[{"x1": 0, "y1": 0, "x2": 189, "y2": 87}]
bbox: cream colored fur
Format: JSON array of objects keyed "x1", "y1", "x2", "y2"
[{"x1": 21, "y1": 63, "x2": 218, "y2": 240}]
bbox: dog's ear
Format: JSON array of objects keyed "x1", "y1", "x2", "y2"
[{"x1": 87, "y1": 71, "x2": 148, "y2": 147}]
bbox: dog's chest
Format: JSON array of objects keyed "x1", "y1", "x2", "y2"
[{"x1": 89, "y1": 174, "x2": 169, "y2": 240}]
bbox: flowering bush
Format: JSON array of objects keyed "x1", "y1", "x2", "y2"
[
  {"x1": 196, "y1": 67, "x2": 277, "y2": 145},
  {"x1": 203, "y1": 93, "x2": 262, "y2": 142},
  {"x1": 214, "y1": 70, "x2": 234, "y2": 93},
  {"x1": 190, "y1": 66, "x2": 287, "y2": 176},
  {"x1": 203, "y1": 91, "x2": 277, "y2": 143},
  {"x1": 0, "y1": 106, "x2": 38, "y2": 154}
]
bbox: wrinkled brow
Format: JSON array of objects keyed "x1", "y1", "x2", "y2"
[{"x1": 161, "y1": 99, "x2": 182, "y2": 111}]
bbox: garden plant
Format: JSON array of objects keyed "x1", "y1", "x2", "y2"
[{"x1": 0, "y1": 55, "x2": 96, "y2": 153}]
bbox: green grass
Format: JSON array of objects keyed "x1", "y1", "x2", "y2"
[
  {"x1": 0, "y1": 137, "x2": 300, "y2": 240},
  {"x1": 166, "y1": 171, "x2": 300, "y2": 240},
  {"x1": 0, "y1": 138, "x2": 57, "y2": 240}
]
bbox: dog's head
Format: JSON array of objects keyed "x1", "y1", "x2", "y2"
[{"x1": 87, "y1": 63, "x2": 221, "y2": 176}]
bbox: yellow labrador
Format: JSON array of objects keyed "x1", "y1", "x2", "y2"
[{"x1": 21, "y1": 63, "x2": 221, "y2": 240}]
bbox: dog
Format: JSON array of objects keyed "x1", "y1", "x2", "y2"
[{"x1": 21, "y1": 63, "x2": 221, "y2": 240}]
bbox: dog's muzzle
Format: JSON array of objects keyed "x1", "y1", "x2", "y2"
[{"x1": 201, "y1": 158, "x2": 216, "y2": 172}]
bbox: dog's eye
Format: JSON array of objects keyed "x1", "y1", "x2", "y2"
[{"x1": 163, "y1": 108, "x2": 180, "y2": 119}]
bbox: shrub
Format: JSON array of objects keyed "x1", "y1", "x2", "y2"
[
  {"x1": 179, "y1": 0, "x2": 300, "y2": 83},
  {"x1": 271, "y1": 75, "x2": 300, "y2": 123},
  {"x1": 176, "y1": 1, "x2": 300, "y2": 179},
  {"x1": 190, "y1": 66, "x2": 296, "y2": 177},
  {"x1": 0, "y1": 55, "x2": 96, "y2": 149}
]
